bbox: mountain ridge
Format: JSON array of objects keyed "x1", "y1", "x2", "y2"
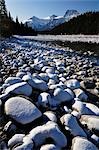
[{"x1": 24, "y1": 10, "x2": 79, "y2": 31}]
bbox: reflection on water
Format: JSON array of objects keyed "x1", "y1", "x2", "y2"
[{"x1": 53, "y1": 41, "x2": 99, "y2": 57}]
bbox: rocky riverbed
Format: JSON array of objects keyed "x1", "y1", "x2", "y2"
[{"x1": 0, "y1": 37, "x2": 99, "y2": 150}]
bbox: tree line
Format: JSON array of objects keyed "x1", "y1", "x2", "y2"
[
  {"x1": 40, "y1": 11, "x2": 99, "y2": 35},
  {"x1": 0, "y1": 0, "x2": 37, "y2": 37}
]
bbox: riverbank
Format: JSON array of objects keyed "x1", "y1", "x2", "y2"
[
  {"x1": 14, "y1": 35, "x2": 99, "y2": 44},
  {"x1": 0, "y1": 37, "x2": 99, "y2": 150}
]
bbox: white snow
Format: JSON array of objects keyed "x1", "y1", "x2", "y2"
[
  {"x1": 5, "y1": 96, "x2": 42, "y2": 124},
  {"x1": 24, "y1": 10, "x2": 79, "y2": 31},
  {"x1": 74, "y1": 88, "x2": 88, "y2": 101},
  {"x1": 60, "y1": 114, "x2": 87, "y2": 137},
  {"x1": 29, "y1": 121, "x2": 67, "y2": 148},
  {"x1": 5, "y1": 82, "x2": 32, "y2": 96},
  {"x1": 14, "y1": 35, "x2": 99, "y2": 44},
  {"x1": 66, "y1": 79, "x2": 80, "y2": 90},
  {"x1": 5, "y1": 77, "x2": 22, "y2": 85},
  {"x1": 40, "y1": 144, "x2": 60, "y2": 150},
  {"x1": 44, "y1": 111, "x2": 57, "y2": 122},
  {"x1": 53, "y1": 88, "x2": 74, "y2": 103},
  {"x1": 22, "y1": 75, "x2": 48, "y2": 91},
  {"x1": 72, "y1": 136, "x2": 98, "y2": 150},
  {"x1": 8, "y1": 134, "x2": 25, "y2": 148},
  {"x1": 80, "y1": 115, "x2": 99, "y2": 131}
]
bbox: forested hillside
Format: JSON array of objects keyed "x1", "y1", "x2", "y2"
[
  {"x1": 41, "y1": 12, "x2": 99, "y2": 35},
  {"x1": 0, "y1": 0, "x2": 37, "y2": 37}
]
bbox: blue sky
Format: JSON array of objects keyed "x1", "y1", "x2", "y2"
[{"x1": 5, "y1": 0, "x2": 99, "y2": 22}]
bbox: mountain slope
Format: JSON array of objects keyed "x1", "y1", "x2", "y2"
[
  {"x1": 24, "y1": 10, "x2": 79, "y2": 31},
  {"x1": 49, "y1": 12, "x2": 99, "y2": 35}
]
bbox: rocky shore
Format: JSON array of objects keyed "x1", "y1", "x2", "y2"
[{"x1": 0, "y1": 37, "x2": 99, "y2": 150}]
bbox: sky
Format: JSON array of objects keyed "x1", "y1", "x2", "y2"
[{"x1": 5, "y1": 0, "x2": 99, "y2": 22}]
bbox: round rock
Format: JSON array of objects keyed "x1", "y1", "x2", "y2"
[
  {"x1": 5, "y1": 96, "x2": 42, "y2": 124},
  {"x1": 66, "y1": 79, "x2": 80, "y2": 90},
  {"x1": 72, "y1": 136, "x2": 98, "y2": 150},
  {"x1": 5, "y1": 82, "x2": 32, "y2": 97}
]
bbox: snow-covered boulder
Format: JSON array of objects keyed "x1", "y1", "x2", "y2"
[
  {"x1": 8, "y1": 134, "x2": 25, "y2": 148},
  {"x1": 46, "y1": 67, "x2": 55, "y2": 74},
  {"x1": 60, "y1": 114, "x2": 87, "y2": 137},
  {"x1": 49, "y1": 84, "x2": 62, "y2": 91},
  {"x1": 72, "y1": 101, "x2": 99, "y2": 116},
  {"x1": 31, "y1": 77, "x2": 48, "y2": 91},
  {"x1": 48, "y1": 79, "x2": 56, "y2": 86},
  {"x1": 5, "y1": 82, "x2": 32, "y2": 96},
  {"x1": 53, "y1": 88, "x2": 74, "y2": 103},
  {"x1": 85, "y1": 103, "x2": 99, "y2": 116},
  {"x1": 29, "y1": 121, "x2": 67, "y2": 148},
  {"x1": 38, "y1": 92, "x2": 52, "y2": 108},
  {"x1": 13, "y1": 139, "x2": 33, "y2": 150},
  {"x1": 5, "y1": 77, "x2": 22, "y2": 85},
  {"x1": 41, "y1": 66, "x2": 50, "y2": 72},
  {"x1": 66, "y1": 79, "x2": 80, "y2": 90},
  {"x1": 39, "y1": 73, "x2": 49, "y2": 82},
  {"x1": 43, "y1": 111, "x2": 57, "y2": 122},
  {"x1": 57, "y1": 66, "x2": 65, "y2": 73},
  {"x1": 47, "y1": 73, "x2": 58, "y2": 82},
  {"x1": 40, "y1": 144, "x2": 60, "y2": 150},
  {"x1": 56, "y1": 61, "x2": 64, "y2": 67},
  {"x1": 16, "y1": 71, "x2": 26, "y2": 79},
  {"x1": 2, "y1": 83, "x2": 10, "y2": 89},
  {"x1": 74, "y1": 88, "x2": 88, "y2": 101},
  {"x1": 80, "y1": 115, "x2": 99, "y2": 131},
  {"x1": 72, "y1": 136, "x2": 98, "y2": 150},
  {"x1": 91, "y1": 134, "x2": 99, "y2": 145},
  {"x1": 5, "y1": 96, "x2": 42, "y2": 124},
  {"x1": 59, "y1": 77, "x2": 66, "y2": 83},
  {"x1": 22, "y1": 75, "x2": 48, "y2": 91}
]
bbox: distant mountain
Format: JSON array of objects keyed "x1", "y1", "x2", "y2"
[
  {"x1": 24, "y1": 10, "x2": 79, "y2": 31},
  {"x1": 64, "y1": 10, "x2": 79, "y2": 18},
  {"x1": 49, "y1": 12, "x2": 99, "y2": 35}
]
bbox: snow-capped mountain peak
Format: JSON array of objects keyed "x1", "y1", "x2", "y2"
[
  {"x1": 64, "y1": 10, "x2": 79, "y2": 18},
  {"x1": 50, "y1": 15, "x2": 57, "y2": 20},
  {"x1": 24, "y1": 10, "x2": 79, "y2": 31}
]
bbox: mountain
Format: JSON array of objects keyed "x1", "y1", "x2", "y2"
[
  {"x1": 49, "y1": 12, "x2": 99, "y2": 35},
  {"x1": 24, "y1": 10, "x2": 79, "y2": 31},
  {"x1": 64, "y1": 10, "x2": 79, "y2": 18}
]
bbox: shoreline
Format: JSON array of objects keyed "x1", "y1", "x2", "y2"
[{"x1": 13, "y1": 35, "x2": 99, "y2": 44}]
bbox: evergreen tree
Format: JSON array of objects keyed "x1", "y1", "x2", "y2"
[
  {"x1": 0, "y1": 0, "x2": 37, "y2": 37},
  {"x1": 0, "y1": 0, "x2": 7, "y2": 17},
  {"x1": 8, "y1": 12, "x2": 11, "y2": 20},
  {"x1": 16, "y1": 16, "x2": 19, "y2": 25},
  {"x1": 43, "y1": 12, "x2": 99, "y2": 35},
  {"x1": 0, "y1": 0, "x2": 10, "y2": 37}
]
